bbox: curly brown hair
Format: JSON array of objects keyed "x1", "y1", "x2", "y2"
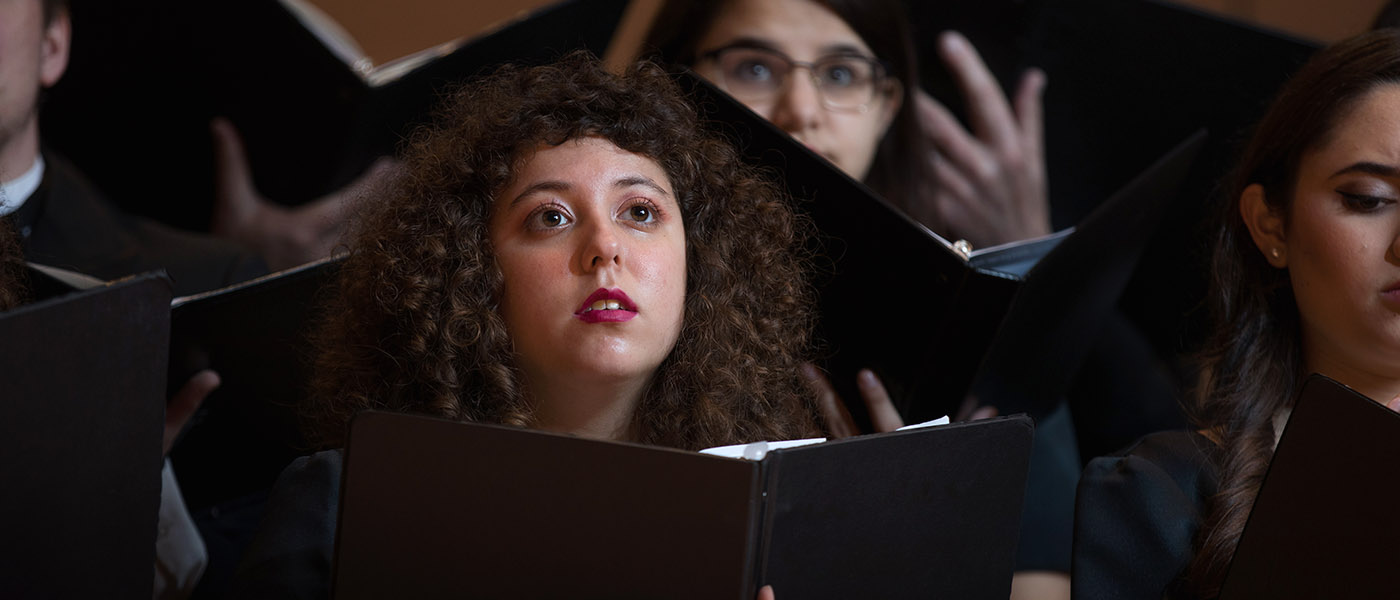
[
  {"x1": 306, "y1": 53, "x2": 822, "y2": 451},
  {"x1": 1186, "y1": 30, "x2": 1400, "y2": 597}
]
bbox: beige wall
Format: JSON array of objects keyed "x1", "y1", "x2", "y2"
[
  {"x1": 1171, "y1": 0, "x2": 1388, "y2": 43},
  {"x1": 305, "y1": 0, "x2": 559, "y2": 65},
  {"x1": 308, "y1": 0, "x2": 1389, "y2": 66}
]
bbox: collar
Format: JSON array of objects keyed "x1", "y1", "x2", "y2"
[{"x1": 0, "y1": 156, "x2": 46, "y2": 218}]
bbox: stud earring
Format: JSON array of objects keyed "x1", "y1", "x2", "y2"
[{"x1": 1270, "y1": 248, "x2": 1281, "y2": 260}]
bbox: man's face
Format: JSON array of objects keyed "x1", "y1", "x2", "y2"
[{"x1": 0, "y1": 0, "x2": 69, "y2": 174}]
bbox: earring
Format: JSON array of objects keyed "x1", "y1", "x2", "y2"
[{"x1": 1270, "y1": 248, "x2": 1281, "y2": 259}]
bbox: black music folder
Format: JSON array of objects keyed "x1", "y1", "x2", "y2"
[
  {"x1": 168, "y1": 256, "x2": 342, "y2": 509},
  {"x1": 1219, "y1": 375, "x2": 1400, "y2": 599},
  {"x1": 903, "y1": 0, "x2": 1318, "y2": 368},
  {"x1": 46, "y1": 0, "x2": 626, "y2": 231},
  {"x1": 971, "y1": 130, "x2": 1206, "y2": 418},
  {"x1": 678, "y1": 71, "x2": 1039, "y2": 424},
  {"x1": 678, "y1": 71, "x2": 1201, "y2": 424},
  {"x1": 0, "y1": 273, "x2": 171, "y2": 599},
  {"x1": 332, "y1": 412, "x2": 1035, "y2": 600}
]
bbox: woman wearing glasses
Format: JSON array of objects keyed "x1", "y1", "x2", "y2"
[
  {"x1": 647, "y1": 0, "x2": 1049, "y2": 249},
  {"x1": 648, "y1": 3, "x2": 1067, "y2": 599}
]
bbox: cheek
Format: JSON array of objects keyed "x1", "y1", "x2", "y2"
[
  {"x1": 1287, "y1": 208, "x2": 1386, "y2": 331},
  {"x1": 495, "y1": 250, "x2": 560, "y2": 333},
  {"x1": 637, "y1": 237, "x2": 689, "y2": 329},
  {"x1": 833, "y1": 112, "x2": 887, "y2": 179}
]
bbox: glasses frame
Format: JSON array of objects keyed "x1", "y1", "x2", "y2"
[{"x1": 698, "y1": 44, "x2": 894, "y2": 114}]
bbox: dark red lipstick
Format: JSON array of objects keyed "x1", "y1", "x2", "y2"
[{"x1": 575, "y1": 288, "x2": 638, "y2": 323}]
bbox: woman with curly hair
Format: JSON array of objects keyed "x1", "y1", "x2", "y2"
[
  {"x1": 231, "y1": 53, "x2": 822, "y2": 598},
  {"x1": 1072, "y1": 29, "x2": 1400, "y2": 599}
]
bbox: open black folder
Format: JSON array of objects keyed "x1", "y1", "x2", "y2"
[
  {"x1": 167, "y1": 256, "x2": 343, "y2": 509},
  {"x1": 0, "y1": 273, "x2": 170, "y2": 599},
  {"x1": 971, "y1": 130, "x2": 1206, "y2": 418},
  {"x1": 46, "y1": 0, "x2": 627, "y2": 231},
  {"x1": 332, "y1": 412, "x2": 1035, "y2": 599},
  {"x1": 677, "y1": 71, "x2": 1202, "y2": 424},
  {"x1": 1219, "y1": 375, "x2": 1400, "y2": 599}
]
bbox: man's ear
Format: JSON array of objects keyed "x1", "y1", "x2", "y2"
[
  {"x1": 39, "y1": 8, "x2": 71, "y2": 89},
  {"x1": 1240, "y1": 183, "x2": 1288, "y2": 268}
]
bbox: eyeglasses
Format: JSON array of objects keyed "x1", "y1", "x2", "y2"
[{"x1": 698, "y1": 45, "x2": 891, "y2": 113}]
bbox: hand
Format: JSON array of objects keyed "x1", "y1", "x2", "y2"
[
  {"x1": 956, "y1": 394, "x2": 1000, "y2": 422},
  {"x1": 803, "y1": 363, "x2": 999, "y2": 436},
  {"x1": 210, "y1": 117, "x2": 399, "y2": 271},
  {"x1": 915, "y1": 31, "x2": 1049, "y2": 248},
  {"x1": 802, "y1": 364, "x2": 904, "y2": 437},
  {"x1": 165, "y1": 369, "x2": 219, "y2": 456},
  {"x1": 1387, "y1": 395, "x2": 1400, "y2": 412},
  {"x1": 757, "y1": 585, "x2": 775, "y2": 600}
]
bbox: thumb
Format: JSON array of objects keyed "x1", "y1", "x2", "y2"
[
  {"x1": 1386, "y1": 394, "x2": 1400, "y2": 413},
  {"x1": 210, "y1": 118, "x2": 259, "y2": 233},
  {"x1": 165, "y1": 369, "x2": 220, "y2": 456}
]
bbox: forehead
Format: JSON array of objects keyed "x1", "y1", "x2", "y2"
[
  {"x1": 695, "y1": 0, "x2": 875, "y2": 58},
  {"x1": 1302, "y1": 85, "x2": 1400, "y2": 175},
  {"x1": 503, "y1": 137, "x2": 674, "y2": 196}
]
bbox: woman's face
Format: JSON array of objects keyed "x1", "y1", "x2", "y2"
[
  {"x1": 1251, "y1": 85, "x2": 1400, "y2": 392},
  {"x1": 489, "y1": 137, "x2": 687, "y2": 395},
  {"x1": 691, "y1": 0, "x2": 899, "y2": 181}
]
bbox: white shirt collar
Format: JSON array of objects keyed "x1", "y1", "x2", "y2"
[{"x1": 0, "y1": 156, "x2": 47, "y2": 217}]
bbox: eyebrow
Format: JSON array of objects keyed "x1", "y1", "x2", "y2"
[
  {"x1": 703, "y1": 37, "x2": 782, "y2": 55},
  {"x1": 817, "y1": 43, "x2": 874, "y2": 58},
  {"x1": 509, "y1": 176, "x2": 671, "y2": 207},
  {"x1": 703, "y1": 38, "x2": 875, "y2": 61},
  {"x1": 1330, "y1": 161, "x2": 1400, "y2": 179}
]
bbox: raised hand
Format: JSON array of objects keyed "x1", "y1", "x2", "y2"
[
  {"x1": 915, "y1": 31, "x2": 1049, "y2": 249},
  {"x1": 210, "y1": 118, "x2": 398, "y2": 271},
  {"x1": 802, "y1": 364, "x2": 905, "y2": 437}
]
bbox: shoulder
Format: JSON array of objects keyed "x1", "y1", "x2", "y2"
[
  {"x1": 229, "y1": 450, "x2": 343, "y2": 600},
  {"x1": 28, "y1": 152, "x2": 266, "y2": 295},
  {"x1": 1071, "y1": 431, "x2": 1216, "y2": 600},
  {"x1": 1086, "y1": 430, "x2": 1217, "y2": 496}
]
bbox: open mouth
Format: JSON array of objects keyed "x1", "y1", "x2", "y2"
[{"x1": 575, "y1": 288, "x2": 638, "y2": 323}]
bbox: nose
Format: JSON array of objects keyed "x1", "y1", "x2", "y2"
[
  {"x1": 1391, "y1": 224, "x2": 1400, "y2": 265},
  {"x1": 577, "y1": 218, "x2": 623, "y2": 274},
  {"x1": 768, "y1": 70, "x2": 823, "y2": 136}
]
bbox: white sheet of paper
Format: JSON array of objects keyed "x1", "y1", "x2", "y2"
[{"x1": 699, "y1": 416, "x2": 950, "y2": 460}]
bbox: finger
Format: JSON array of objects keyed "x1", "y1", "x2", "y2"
[
  {"x1": 917, "y1": 90, "x2": 996, "y2": 184},
  {"x1": 938, "y1": 31, "x2": 1019, "y2": 149},
  {"x1": 311, "y1": 157, "x2": 400, "y2": 223},
  {"x1": 1012, "y1": 68, "x2": 1047, "y2": 163},
  {"x1": 209, "y1": 119, "x2": 258, "y2": 230},
  {"x1": 970, "y1": 405, "x2": 999, "y2": 420},
  {"x1": 857, "y1": 369, "x2": 904, "y2": 433},
  {"x1": 165, "y1": 369, "x2": 220, "y2": 456},
  {"x1": 757, "y1": 585, "x2": 776, "y2": 600},
  {"x1": 802, "y1": 363, "x2": 858, "y2": 438},
  {"x1": 929, "y1": 151, "x2": 976, "y2": 208},
  {"x1": 1387, "y1": 394, "x2": 1400, "y2": 413}
]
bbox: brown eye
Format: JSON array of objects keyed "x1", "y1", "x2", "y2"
[
  {"x1": 538, "y1": 209, "x2": 568, "y2": 227},
  {"x1": 627, "y1": 205, "x2": 652, "y2": 223},
  {"x1": 1339, "y1": 191, "x2": 1394, "y2": 212}
]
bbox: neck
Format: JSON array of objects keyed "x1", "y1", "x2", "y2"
[
  {"x1": 1302, "y1": 338, "x2": 1400, "y2": 404},
  {"x1": 526, "y1": 372, "x2": 650, "y2": 442},
  {"x1": 0, "y1": 114, "x2": 40, "y2": 184}
]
